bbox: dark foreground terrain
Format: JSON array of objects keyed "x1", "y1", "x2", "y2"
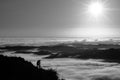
[{"x1": 0, "y1": 55, "x2": 62, "y2": 80}]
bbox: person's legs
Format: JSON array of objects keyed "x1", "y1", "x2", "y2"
[
  {"x1": 39, "y1": 64, "x2": 41, "y2": 68},
  {"x1": 37, "y1": 64, "x2": 39, "y2": 68}
]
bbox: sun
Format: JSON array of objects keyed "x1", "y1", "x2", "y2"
[
  {"x1": 88, "y1": 2, "x2": 104, "y2": 17},
  {"x1": 87, "y1": 1, "x2": 105, "y2": 18},
  {"x1": 69, "y1": 0, "x2": 113, "y2": 38}
]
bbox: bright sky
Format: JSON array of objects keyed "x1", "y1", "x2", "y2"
[{"x1": 0, "y1": 0, "x2": 120, "y2": 38}]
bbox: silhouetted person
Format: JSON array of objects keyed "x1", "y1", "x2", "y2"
[{"x1": 37, "y1": 60, "x2": 41, "y2": 69}]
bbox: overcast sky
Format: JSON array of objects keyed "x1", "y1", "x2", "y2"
[{"x1": 1, "y1": 0, "x2": 120, "y2": 37}]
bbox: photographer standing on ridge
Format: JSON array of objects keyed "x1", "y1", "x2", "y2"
[{"x1": 36, "y1": 60, "x2": 41, "y2": 69}]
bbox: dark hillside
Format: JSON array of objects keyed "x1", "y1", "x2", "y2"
[{"x1": 0, "y1": 55, "x2": 61, "y2": 80}]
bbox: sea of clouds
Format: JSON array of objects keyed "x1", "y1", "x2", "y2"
[
  {"x1": 3, "y1": 52, "x2": 120, "y2": 80},
  {"x1": 2, "y1": 49, "x2": 120, "y2": 80},
  {"x1": 41, "y1": 58, "x2": 120, "y2": 80},
  {"x1": 1, "y1": 38, "x2": 120, "y2": 80}
]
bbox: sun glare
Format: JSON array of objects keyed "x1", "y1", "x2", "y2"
[
  {"x1": 89, "y1": 2, "x2": 104, "y2": 17},
  {"x1": 70, "y1": 26, "x2": 112, "y2": 38},
  {"x1": 79, "y1": 27, "x2": 112, "y2": 38},
  {"x1": 84, "y1": 27, "x2": 109, "y2": 38},
  {"x1": 70, "y1": 0, "x2": 113, "y2": 38},
  {"x1": 87, "y1": 1, "x2": 105, "y2": 18}
]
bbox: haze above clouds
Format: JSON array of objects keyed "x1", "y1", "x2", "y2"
[{"x1": 1, "y1": 0, "x2": 120, "y2": 37}]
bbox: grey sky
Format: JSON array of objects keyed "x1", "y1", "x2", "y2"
[{"x1": 1, "y1": 0, "x2": 120, "y2": 37}]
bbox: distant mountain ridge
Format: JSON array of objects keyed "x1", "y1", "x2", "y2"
[{"x1": 1, "y1": 43, "x2": 120, "y2": 63}]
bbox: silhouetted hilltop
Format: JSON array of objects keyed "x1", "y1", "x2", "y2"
[
  {"x1": 77, "y1": 48, "x2": 120, "y2": 63},
  {"x1": 0, "y1": 55, "x2": 61, "y2": 80},
  {"x1": 0, "y1": 45, "x2": 52, "y2": 55},
  {"x1": 0, "y1": 45, "x2": 37, "y2": 51},
  {"x1": 46, "y1": 48, "x2": 120, "y2": 63},
  {"x1": 39, "y1": 44, "x2": 79, "y2": 53},
  {"x1": 1, "y1": 44, "x2": 120, "y2": 63}
]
